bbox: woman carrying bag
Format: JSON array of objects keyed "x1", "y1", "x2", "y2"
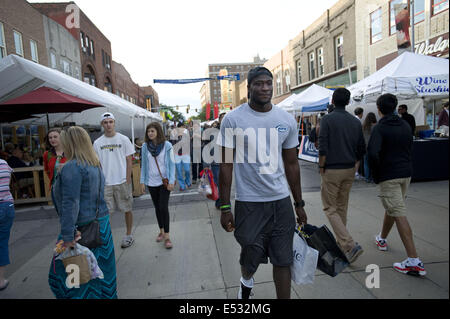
[
  {"x1": 140, "y1": 122, "x2": 176, "y2": 249},
  {"x1": 48, "y1": 126, "x2": 117, "y2": 299}
]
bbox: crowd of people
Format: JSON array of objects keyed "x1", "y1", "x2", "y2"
[{"x1": 0, "y1": 66, "x2": 445, "y2": 299}]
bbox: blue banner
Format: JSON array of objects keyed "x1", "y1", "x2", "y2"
[{"x1": 154, "y1": 74, "x2": 240, "y2": 84}]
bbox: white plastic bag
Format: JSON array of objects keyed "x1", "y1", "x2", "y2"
[
  {"x1": 198, "y1": 173, "x2": 212, "y2": 196},
  {"x1": 291, "y1": 230, "x2": 319, "y2": 285},
  {"x1": 56, "y1": 243, "x2": 104, "y2": 281}
]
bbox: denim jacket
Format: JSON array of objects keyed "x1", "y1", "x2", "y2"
[
  {"x1": 52, "y1": 160, "x2": 109, "y2": 242},
  {"x1": 140, "y1": 141, "x2": 176, "y2": 185}
]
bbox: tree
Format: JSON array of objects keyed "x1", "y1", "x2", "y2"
[{"x1": 159, "y1": 104, "x2": 185, "y2": 123}]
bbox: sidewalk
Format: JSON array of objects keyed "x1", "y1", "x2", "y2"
[{"x1": 1, "y1": 179, "x2": 448, "y2": 299}]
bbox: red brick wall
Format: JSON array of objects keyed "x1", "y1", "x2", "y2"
[{"x1": 0, "y1": 0, "x2": 48, "y2": 66}]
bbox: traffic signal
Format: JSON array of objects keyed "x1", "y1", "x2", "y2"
[
  {"x1": 176, "y1": 105, "x2": 179, "y2": 110},
  {"x1": 187, "y1": 104, "x2": 190, "y2": 113}
]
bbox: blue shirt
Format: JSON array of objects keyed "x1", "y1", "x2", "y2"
[{"x1": 52, "y1": 161, "x2": 109, "y2": 242}]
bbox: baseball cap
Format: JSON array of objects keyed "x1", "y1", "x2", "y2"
[{"x1": 101, "y1": 112, "x2": 115, "y2": 123}]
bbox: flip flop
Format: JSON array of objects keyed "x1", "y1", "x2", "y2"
[
  {"x1": 0, "y1": 280, "x2": 9, "y2": 291},
  {"x1": 164, "y1": 239, "x2": 173, "y2": 249}
]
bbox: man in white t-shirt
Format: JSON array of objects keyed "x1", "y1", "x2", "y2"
[{"x1": 94, "y1": 112, "x2": 135, "y2": 248}]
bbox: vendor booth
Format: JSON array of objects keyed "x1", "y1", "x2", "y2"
[
  {"x1": 0, "y1": 55, "x2": 161, "y2": 203},
  {"x1": 348, "y1": 52, "x2": 449, "y2": 182},
  {"x1": 277, "y1": 84, "x2": 333, "y2": 163}
]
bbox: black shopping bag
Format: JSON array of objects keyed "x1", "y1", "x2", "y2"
[{"x1": 303, "y1": 224, "x2": 349, "y2": 277}]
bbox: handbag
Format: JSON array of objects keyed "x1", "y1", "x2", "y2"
[
  {"x1": 77, "y1": 167, "x2": 103, "y2": 249},
  {"x1": 291, "y1": 227, "x2": 319, "y2": 285},
  {"x1": 303, "y1": 224, "x2": 349, "y2": 277},
  {"x1": 153, "y1": 155, "x2": 169, "y2": 189}
]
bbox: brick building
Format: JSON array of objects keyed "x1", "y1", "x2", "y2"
[
  {"x1": 264, "y1": 44, "x2": 293, "y2": 105},
  {"x1": 0, "y1": 0, "x2": 48, "y2": 66},
  {"x1": 201, "y1": 55, "x2": 266, "y2": 110},
  {"x1": 31, "y1": 1, "x2": 114, "y2": 92},
  {"x1": 290, "y1": 0, "x2": 357, "y2": 94}
]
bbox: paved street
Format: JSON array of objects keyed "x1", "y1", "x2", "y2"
[{"x1": 1, "y1": 161, "x2": 448, "y2": 299}]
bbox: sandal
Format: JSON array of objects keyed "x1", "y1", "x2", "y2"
[
  {"x1": 164, "y1": 238, "x2": 173, "y2": 249},
  {"x1": 0, "y1": 280, "x2": 9, "y2": 291},
  {"x1": 156, "y1": 233, "x2": 164, "y2": 243}
]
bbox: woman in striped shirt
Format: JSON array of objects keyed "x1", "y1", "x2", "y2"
[{"x1": 0, "y1": 159, "x2": 14, "y2": 291}]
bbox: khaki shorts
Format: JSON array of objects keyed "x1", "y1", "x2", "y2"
[
  {"x1": 379, "y1": 177, "x2": 411, "y2": 217},
  {"x1": 104, "y1": 182, "x2": 133, "y2": 213}
]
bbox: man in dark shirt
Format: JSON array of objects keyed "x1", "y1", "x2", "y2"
[
  {"x1": 368, "y1": 93, "x2": 426, "y2": 277},
  {"x1": 318, "y1": 88, "x2": 366, "y2": 263},
  {"x1": 398, "y1": 104, "x2": 416, "y2": 136}
]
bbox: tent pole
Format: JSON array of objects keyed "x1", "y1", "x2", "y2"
[
  {"x1": 433, "y1": 100, "x2": 436, "y2": 129},
  {"x1": 46, "y1": 113, "x2": 50, "y2": 131},
  {"x1": 131, "y1": 116, "x2": 135, "y2": 151}
]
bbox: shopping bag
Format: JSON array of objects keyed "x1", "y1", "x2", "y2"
[
  {"x1": 291, "y1": 228, "x2": 319, "y2": 285},
  {"x1": 199, "y1": 168, "x2": 219, "y2": 201},
  {"x1": 198, "y1": 171, "x2": 212, "y2": 196},
  {"x1": 303, "y1": 224, "x2": 349, "y2": 277}
]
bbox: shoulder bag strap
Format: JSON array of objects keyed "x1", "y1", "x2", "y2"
[
  {"x1": 153, "y1": 155, "x2": 164, "y2": 180},
  {"x1": 95, "y1": 167, "x2": 101, "y2": 219}
]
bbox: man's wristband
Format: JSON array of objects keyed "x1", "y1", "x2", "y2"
[{"x1": 220, "y1": 204, "x2": 231, "y2": 210}]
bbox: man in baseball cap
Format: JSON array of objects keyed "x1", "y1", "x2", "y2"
[{"x1": 101, "y1": 112, "x2": 115, "y2": 123}]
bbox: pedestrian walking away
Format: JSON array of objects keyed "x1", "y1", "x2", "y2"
[
  {"x1": 43, "y1": 128, "x2": 67, "y2": 190},
  {"x1": 398, "y1": 104, "x2": 416, "y2": 136},
  {"x1": 93, "y1": 112, "x2": 135, "y2": 249},
  {"x1": 48, "y1": 126, "x2": 117, "y2": 299},
  {"x1": 217, "y1": 66, "x2": 308, "y2": 299},
  {"x1": 318, "y1": 88, "x2": 366, "y2": 264},
  {"x1": 353, "y1": 107, "x2": 364, "y2": 180},
  {"x1": 173, "y1": 122, "x2": 191, "y2": 191},
  {"x1": 140, "y1": 122, "x2": 176, "y2": 249},
  {"x1": 362, "y1": 112, "x2": 377, "y2": 183},
  {"x1": 0, "y1": 159, "x2": 15, "y2": 292},
  {"x1": 368, "y1": 93, "x2": 426, "y2": 277}
]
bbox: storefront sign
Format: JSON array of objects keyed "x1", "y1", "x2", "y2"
[
  {"x1": 298, "y1": 135, "x2": 319, "y2": 163},
  {"x1": 413, "y1": 75, "x2": 449, "y2": 95},
  {"x1": 415, "y1": 35, "x2": 450, "y2": 57}
]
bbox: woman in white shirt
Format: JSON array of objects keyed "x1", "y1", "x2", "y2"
[{"x1": 140, "y1": 123, "x2": 176, "y2": 249}]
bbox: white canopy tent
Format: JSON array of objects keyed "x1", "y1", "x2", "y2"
[
  {"x1": 277, "y1": 84, "x2": 333, "y2": 115},
  {"x1": 0, "y1": 54, "x2": 162, "y2": 144},
  {"x1": 347, "y1": 52, "x2": 449, "y2": 126}
]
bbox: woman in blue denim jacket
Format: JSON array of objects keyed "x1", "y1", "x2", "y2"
[
  {"x1": 140, "y1": 122, "x2": 176, "y2": 249},
  {"x1": 48, "y1": 126, "x2": 117, "y2": 299}
]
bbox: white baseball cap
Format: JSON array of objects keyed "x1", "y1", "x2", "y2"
[{"x1": 101, "y1": 112, "x2": 115, "y2": 123}]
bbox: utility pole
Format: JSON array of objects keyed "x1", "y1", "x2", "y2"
[{"x1": 411, "y1": 0, "x2": 415, "y2": 52}]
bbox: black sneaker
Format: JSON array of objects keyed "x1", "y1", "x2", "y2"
[
  {"x1": 237, "y1": 283, "x2": 254, "y2": 299},
  {"x1": 346, "y1": 243, "x2": 364, "y2": 263}
]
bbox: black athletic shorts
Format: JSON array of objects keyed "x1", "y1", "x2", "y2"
[{"x1": 234, "y1": 196, "x2": 296, "y2": 274}]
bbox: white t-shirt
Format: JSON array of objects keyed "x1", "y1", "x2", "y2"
[
  {"x1": 93, "y1": 133, "x2": 135, "y2": 186},
  {"x1": 216, "y1": 103, "x2": 299, "y2": 202},
  {"x1": 147, "y1": 144, "x2": 167, "y2": 187}
]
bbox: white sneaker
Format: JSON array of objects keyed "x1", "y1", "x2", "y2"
[
  {"x1": 121, "y1": 235, "x2": 134, "y2": 248},
  {"x1": 375, "y1": 234, "x2": 388, "y2": 251},
  {"x1": 393, "y1": 258, "x2": 426, "y2": 276}
]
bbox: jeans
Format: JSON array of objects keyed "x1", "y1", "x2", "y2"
[
  {"x1": 175, "y1": 155, "x2": 191, "y2": 189},
  {"x1": 0, "y1": 201, "x2": 15, "y2": 267},
  {"x1": 363, "y1": 154, "x2": 372, "y2": 182}
]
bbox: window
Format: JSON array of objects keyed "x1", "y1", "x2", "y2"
[
  {"x1": 90, "y1": 39, "x2": 94, "y2": 58},
  {"x1": 285, "y1": 69, "x2": 291, "y2": 92},
  {"x1": 102, "y1": 49, "x2": 105, "y2": 67},
  {"x1": 370, "y1": 8, "x2": 383, "y2": 44},
  {"x1": 30, "y1": 40, "x2": 38, "y2": 63},
  {"x1": 85, "y1": 36, "x2": 90, "y2": 54},
  {"x1": 0, "y1": 22, "x2": 6, "y2": 59},
  {"x1": 74, "y1": 66, "x2": 80, "y2": 79},
  {"x1": 50, "y1": 52, "x2": 57, "y2": 68},
  {"x1": 335, "y1": 35, "x2": 344, "y2": 70},
  {"x1": 61, "y1": 60, "x2": 72, "y2": 76},
  {"x1": 317, "y1": 47, "x2": 324, "y2": 76},
  {"x1": 276, "y1": 70, "x2": 282, "y2": 95},
  {"x1": 309, "y1": 52, "x2": 316, "y2": 80},
  {"x1": 432, "y1": 0, "x2": 449, "y2": 15},
  {"x1": 13, "y1": 30, "x2": 23, "y2": 56},
  {"x1": 80, "y1": 31, "x2": 84, "y2": 48},
  {"x1": 296, "y1": 60, "x2": 302, "y2": 85},
  {"x1": 413, "y1": 0, "x2": 425, "y2": 23}
]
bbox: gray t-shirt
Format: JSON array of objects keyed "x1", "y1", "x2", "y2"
[{"x1": 216, "y1": 103, "x2": 299, "y2": 202}]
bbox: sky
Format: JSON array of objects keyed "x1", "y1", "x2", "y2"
[{"x1": 31, "y1": 0, "x2": 338, "y2": 117}]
